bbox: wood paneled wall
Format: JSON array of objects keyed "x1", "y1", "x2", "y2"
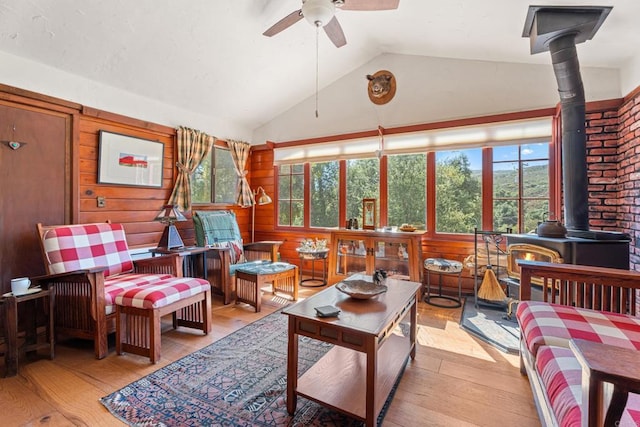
[
  {"x1": 77, "y1": 109, "x2": 176, "y2": 248},
  {"x1": 76, "y1": 109, "x2": 250, "y2": 248}
]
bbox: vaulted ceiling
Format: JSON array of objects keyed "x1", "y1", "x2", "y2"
[{"x1": 0, "y1": 0, "x2": 638, "y2": 142}]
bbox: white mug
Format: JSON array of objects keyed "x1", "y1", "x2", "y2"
[{"x1": 10, "y1": 277, "x2": 31, "y2": 295}]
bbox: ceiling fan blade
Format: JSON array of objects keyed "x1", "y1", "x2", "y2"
[
  {"x1": 324, "y1": 16, "x2": 346, "y2": 48},
  {"x1": 263, "y1": 9, "x2": 303, "y2": 37},
  {"x1": 339, "y1": 0, "x2": 400, "y2": 11}
]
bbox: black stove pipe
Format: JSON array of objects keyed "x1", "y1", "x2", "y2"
[{"x1": 549, "y1": 34, "x2": 589, "y2": 231}]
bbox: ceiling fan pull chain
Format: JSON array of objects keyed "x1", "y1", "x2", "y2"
[{"x1": 315, "y1": 23, "x2": 320, "y2": 118}]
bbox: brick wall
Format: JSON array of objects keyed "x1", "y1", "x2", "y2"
[
  {"x1": 586, "y1": 109, "x2": 621, "y2": 231},
  {"x1": 615, "y1": 91, "x2": 640, "y2": 271},
  {"x1": 584, "y1": 92, "x2": 640, "y2": 273}
]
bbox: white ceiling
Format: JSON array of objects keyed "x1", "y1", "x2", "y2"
[{"x1": 0, "y1": 0, "x2": 638, "y2": 135}]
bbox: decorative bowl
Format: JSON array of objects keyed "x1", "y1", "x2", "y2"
[
  {"x1": 399, "y1": 224, "x2": 416, "y2": 232},
  {"x1": 336, "y1": 279, "x2": 388, "y2": 299}
]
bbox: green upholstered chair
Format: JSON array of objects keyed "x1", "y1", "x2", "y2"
[{"x1": 193, "y1": 210, "x2": 282, "y2": 304}]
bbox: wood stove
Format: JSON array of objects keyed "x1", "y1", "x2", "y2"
[
  {"x1": 506, "y1": 234, "x2": 630, "y2": 271},
  {"x1": 506, "y1": 243, "x2": 563, "y2": 285}
]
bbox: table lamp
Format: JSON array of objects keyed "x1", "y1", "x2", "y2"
[
  {"x1": 154, "y1": 204, "x2": 187, "y2": 249},
  {"x1": 252, "y1": 187, "x2": 272, "y2": 242}
]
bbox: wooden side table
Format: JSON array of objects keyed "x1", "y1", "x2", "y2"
[
  {"x1": 570, "y1": 338, "x2": 640, "y2": 426},
  {"x1": 151, "y1": 246, "x2": 210, "y2": 279},
  {"x1": 2, "y1": 285, "x2": 55, "y2": 377}
]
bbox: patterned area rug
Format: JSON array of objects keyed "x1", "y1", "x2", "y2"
[
  {"x1": 460, "y1": 298, "x2": 520, "y2": 354},
  {"x1": 101, "y1": 310, "x2": 401, "y2": 426}
]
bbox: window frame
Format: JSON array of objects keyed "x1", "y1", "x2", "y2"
[{"x1": 272, "y1": 113, "x2": 558, "y2": 239}]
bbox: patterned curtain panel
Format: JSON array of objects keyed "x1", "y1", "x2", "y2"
[
  {"x1": 168, "y1": 126, "x2": 215, "y2": 212},
  {"x1": 227, "y1": 139, "x2": 253, "y2": 208}
]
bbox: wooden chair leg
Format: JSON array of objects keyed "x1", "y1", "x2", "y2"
[
  {"x1": 150, "y1": 309, "x2": 161, "y2": 364},
  {"x1": 116, "y1": 307, "x2": 123, "y2": 356}
]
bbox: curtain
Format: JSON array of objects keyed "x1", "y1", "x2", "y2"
[
  {"x1": 167, "y1": 126, "x2": 215, "y2": 212},
  {"x1": 227, "y1": 139, "x2": 253, "y2": 208}
]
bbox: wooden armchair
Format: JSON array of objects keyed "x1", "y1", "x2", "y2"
[
  {"x1": 193, "y1": 210, "x2": 282, "y2": 304},
  {"x1": 35, "y1": 222, "x2": 189, "y2": 359}
]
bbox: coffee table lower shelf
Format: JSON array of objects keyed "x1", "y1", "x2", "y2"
[{"x1": 297, "y1": 333, "x2": 410, "y2": 421}]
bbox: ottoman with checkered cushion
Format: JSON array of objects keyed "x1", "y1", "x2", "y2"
[{"x1": 115, "y1": 277, "x2": 211, "y2": 363}]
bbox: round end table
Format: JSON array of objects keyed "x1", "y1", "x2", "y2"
[
  {"x1": 424, "y1": 258, "x2": 463, "y2": 308},
  {"x1": 296, "y1": 248, "x2": 329, "y2": 287}
]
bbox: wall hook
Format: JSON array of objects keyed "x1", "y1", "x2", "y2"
[{"x1": 4, "y1": 141, "x2": 26, "y2": 150}]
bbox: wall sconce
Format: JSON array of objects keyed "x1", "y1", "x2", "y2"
[
  {"x1": 252, "y1": 187, "x2": 272, "y2": 242},
  {"x1": 154, "y1": 204, "x2": 187, "y2": 249}
]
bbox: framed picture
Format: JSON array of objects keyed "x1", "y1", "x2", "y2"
[
  {"x1": 98, "y1": 131, "x2": 164, "y2": 187},
  {"x1": 362, "y1": 198, "x2": 376, "y2": 230}
]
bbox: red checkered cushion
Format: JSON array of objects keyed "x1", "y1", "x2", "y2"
[
  {"x1": 517, "y1": 301, "x2": 640, "y2": 357},
  {"x1": 535, "y1": 345, "x2": 582, "y2": 427},
  {"x1": 620, "y1": 393, "x2": 640, "y2": 427},
  {"x1": 114, "y1": 277, "x2": 210, "y2": 309},
  {"x1": 536, "y1": 345, "x2": 640, "y2": 427},
  {"x1": 41, "y1": 223, "x2": 134, "y2": 278},
  {"x1": 104, "y1": 273, "x2": 174, "y2": 315}
]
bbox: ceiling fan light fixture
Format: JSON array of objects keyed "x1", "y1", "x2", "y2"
[{"x1": 302, "y1": 0, "x2": 336, "y2": 27}]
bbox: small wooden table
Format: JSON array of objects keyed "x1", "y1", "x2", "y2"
[
  {"x1": 570, "y1": 339, "x2": 640, "y2": 426},
  {"x1": 283, "y1": 274, "x2": 420, "y2": 426},
  {"x1": 2, "y1": 286, "x2": 55, "y2": 377},
  {"x1": 151, "y1": 246, "x2": 210, "y2": 279}
]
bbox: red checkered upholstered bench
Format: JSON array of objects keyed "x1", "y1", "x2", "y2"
[
  {"x1": 115, "y1": 277, "x2": 211, "y2": 363},
  {"x1": 519, "y1": 302, "x2": 640, "y2": 426},
  {"x1": 36, "y1": 222, "x2": 211, "y2": 360},
  {"x1": 516, "y1": 260, "x2": 640, "y2": 427}
]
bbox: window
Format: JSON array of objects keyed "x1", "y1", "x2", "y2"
[
  {"x1": 435, "y1": 149, "x2": 482, "y2": 233},
  {"x1": 272, "y1": 117, "x2": 554, "y2": 235},
  {"x1": 493, "y1": 143, "x2": 549, "y2": 233},
  {"x1": 191, "y1": 146, "x2": 236, "y2": 204},
  {"x1": 310, "y1": 161, "x2": 339, "y2": 228},
  {"x1": 346, "y1": 158, "x2": 379, "y2": 226},
  {"x1": 388, "y1": 154, "x2": 426, "y2": 229},
  {"x1": 278, "y1": 164, "x2": 304, "y2": 227}
]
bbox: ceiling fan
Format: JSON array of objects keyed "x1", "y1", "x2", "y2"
[{"x1": 263, "y1": 0, "x2": 400, "y2": 48}]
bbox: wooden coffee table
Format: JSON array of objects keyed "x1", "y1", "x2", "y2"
[{"x1": 283, "y1": 274, "x2": 420, "y2": 426}]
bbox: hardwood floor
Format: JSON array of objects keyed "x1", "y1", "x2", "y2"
[{"x1": 0, "y1": 285, "x2": 541, "y2": 426}]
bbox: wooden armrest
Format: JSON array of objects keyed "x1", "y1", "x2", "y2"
[
  {"x1": 570, "y1": 339, "x2": 640, "y2": 426},
  {"x1": 244, "y1": 241, "x2": 282, "y2": 262},
  {"x1": 30, "y1": 268, "x2": 107, "y2": 283},
  {"x1": 244, "y1": 240, "x2": 283, "y2": 249},
  {"x1": 134, "y1": 253, "x2": 182, "y2": 276}
]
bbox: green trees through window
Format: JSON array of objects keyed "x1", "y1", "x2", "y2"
[
  {"x1": 310, "y1": 161, "x2": 339, "y2": 227},
  {"x1": 191, "y1": 146, "x2": 236, "y2": 204},
  {"x1": 275, "y1": 141, "x2": 550, "y2": 235},
  {"x1": 435, "y1": 150, "x2": 482, "y2": 233},
  {"x1": 346, "y1": 159, "x2": 379, "y2": 226},
  {"x1": 278, "y1": 164, "x2": 304, "y2": 227},
  {"x1": 388, "y1": 154, "x2": 426, "y2": 229}
]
